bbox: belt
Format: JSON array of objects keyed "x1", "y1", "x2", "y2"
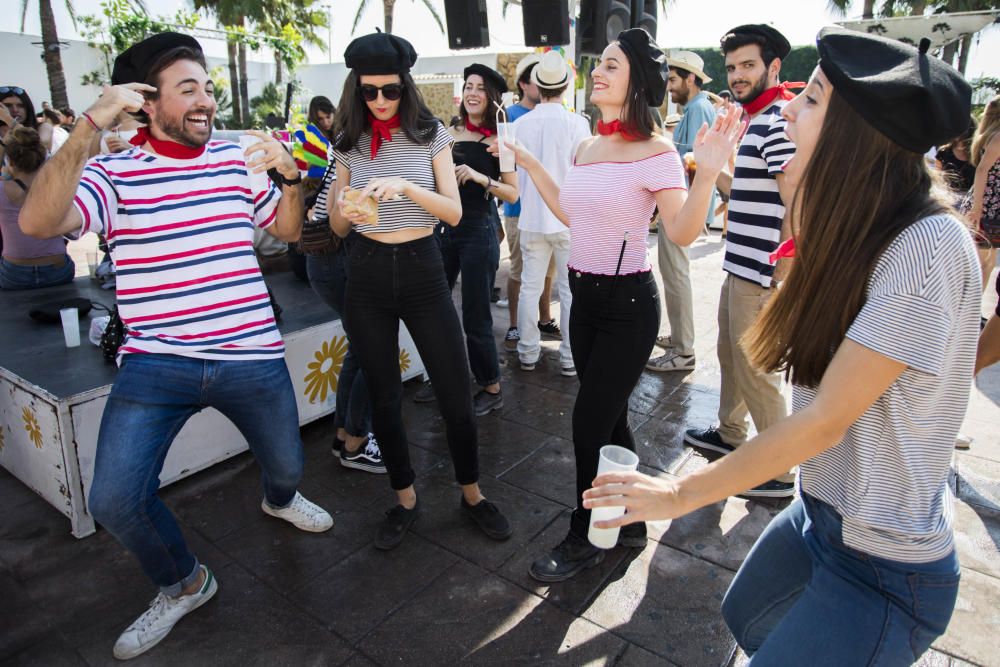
[{"x1": 3, "y1": 254, "x2": 67, "y2": 267}]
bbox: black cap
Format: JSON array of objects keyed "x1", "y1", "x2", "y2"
[
  {"x1": 615, "y1": 28, "x2": 669, "y2": 107},
  {"x1": 463, "y1": 64, "x2": 508, "y2": 93},
  {"x1": 111, "y1": 32, "x2": 203, "y2": 86},
  {"x1": 817, "y1": 25, "x2": 972, "y2": 153},
  {"x1": 344, "y1": 32, "x2": 418, "y2": 75},
  {"x1": 722, "y1": 24, "x2": 791, "y2": 60}
]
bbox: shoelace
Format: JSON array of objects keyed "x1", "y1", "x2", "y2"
[
  {"x1": 364, "y1": 439, "x2": 381, "y2": 459},
  {"x1": 136, "y1": 593, "x2": 171, "y2": 632}
]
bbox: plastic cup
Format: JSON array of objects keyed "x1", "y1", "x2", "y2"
[
  {"x1": 497, "y1": 122, "x2": 516, "y2": 173},
  {"x1": 238, "y1": 134, "x2": 270, "y2": 195},
  {"x1": 86, "y1": 251, "x2": 99, "y2": 279},
  {"x1": 60, "y1": 307, "x2": 81, "y2": 348},
  {"x1": 588, "y1": 445, "x2": 640, "y2": 549}
]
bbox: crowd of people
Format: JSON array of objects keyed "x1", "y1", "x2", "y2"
[{"x1": 2, "y1": 15, "x2": 999, "y2": 665}]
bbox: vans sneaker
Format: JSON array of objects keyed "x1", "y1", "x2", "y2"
[{"x1": 341, "y1": 434, "x2": 387, "y2": 474}]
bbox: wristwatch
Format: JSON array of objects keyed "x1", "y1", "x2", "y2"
[{"x1": 268, "y1": 168, "x2": 303, "y2": 187}]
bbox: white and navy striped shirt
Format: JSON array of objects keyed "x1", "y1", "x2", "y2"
[
  {"x1": 795, "y1": 214, "x2": 981, "y2": 563},
  {"x1": 332, "y1": 122, "x2": 452, "y2": 234},
  {"x1": 312, "y1": 161, "x2": 335, "y2": 223},
  {"x1": 723, "y1": 101, "x2": 795, "y2": 287}
]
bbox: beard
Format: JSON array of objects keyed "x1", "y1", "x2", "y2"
[
  {"x1": 154, "y1": 108, "x2": 213, "y2": 147},
  {"x1": 671, "y1": 82, "x2": 691, "y2": 106},
  {"x1": 730, "y1": 71, "x2": 769, "y2": 105}
]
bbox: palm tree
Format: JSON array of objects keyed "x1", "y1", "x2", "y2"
[
  {"x1": 261, "y1": 0, "x2": 327, "y2": 85},
  {"x1": 19, "y1": 0, "x2": 75, "y2": 109},
  {"x1": 827, "y1": 0, "x2": 879, "y2": 19},
  {"x1": 193, "y1": 0, "x2": 264, "y2": 127},
  {"x1": 351, "y1": 0, "x2": 444, "y2": 35}
]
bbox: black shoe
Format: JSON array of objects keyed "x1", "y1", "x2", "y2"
[
  {"x1": 413, "y1": 382, "x2": 436, "y2": 404},
  {"x1": 529, "y1": 530, "x2": 605, "y2": 583},
  {"x1": 473, "y1": 389, "x2": 503, "y2": 416},
  {"x1": 461, "y1": 497, "x2": 512, "y2": 540},
  {"x1": 684, "y1": 427, "x2": 736, "y2": 455},
  {"x1": 740, "y1": 479, "x2": 795, "y2": 499},
  {"x1": 374, "y1": 502, "x2": 419, "y2": 550},
  {"x1": 331, "y1": 436, "x2": 344, "y2": 454},
  {"x1": 538, "y1": 319, "x2": 562, "y2": 339},
  {"x1": 617, "y1": 521, "x2": 647, "y2": 548},
  {"x1": 491, "y1": 287, "x2": 501, "y2": 303}
]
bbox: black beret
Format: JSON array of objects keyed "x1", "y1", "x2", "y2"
[
  {"x1": 722, "y1": 24, "x2": 791, "y2": 60},
  {"x1": 111, "y1": 32, "x2": 203, "y2": 86},
  {"x1": 463, "y1": 64, "x2": 509, "y2": 93},
  {"x1": 344, "y1": 32, "x2": 418, "y2": 75},
  {"x1": 615, "y1": 28, "x2": 669, "y2": 107},
  {"x1": 817, "y1": 25, "x2": 972, "y2": 153}
]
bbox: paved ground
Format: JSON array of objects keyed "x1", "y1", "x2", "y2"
[{"x1": 3, "y1": 231, "x2": 999, "y2": 666}]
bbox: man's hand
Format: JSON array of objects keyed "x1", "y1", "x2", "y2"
[
  {"x1": 243, "y1": 130, "x2": 298, "y2": 181},
  {"x1": 85, "y1": 83, "x2": 155, "y2": 130},
  {"x1": 0, "y1": 104, "x2": 16, "y2": 130},
  {"x1": 104, "y1": 134, "x2": 132, "y2": 154}
]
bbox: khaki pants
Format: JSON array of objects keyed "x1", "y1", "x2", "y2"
[
  {"x1": 656, "y1": 218, "x2": 695, "y2": 357},
  {"x1": 716, "y1": 274, "x2": 792, "y2": 481}
]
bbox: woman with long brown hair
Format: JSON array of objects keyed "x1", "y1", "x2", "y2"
[
  {"x1": 584, "y1": 27, "x2": 977, "y2": 662},
  {"x1": 968, "y1": 94, "x2": 1000, "y2": 304}
]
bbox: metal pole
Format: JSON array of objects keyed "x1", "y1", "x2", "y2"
[{"x1": 326, "y1": 4, "x2": 333, "y2": 64}]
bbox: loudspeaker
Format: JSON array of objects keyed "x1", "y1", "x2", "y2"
[
  {"x1": 444, "y1": 0, "x2": 489, "y2": 50},
  {"x1": 579, "y1": 0, "x2": 631, "y2": 56},
  {"x1": 630, "y1": 0, "x2": 657, "y2": 39},
  {"x1": 522, "y1": 0, "x2": 571, "y2": 46}
]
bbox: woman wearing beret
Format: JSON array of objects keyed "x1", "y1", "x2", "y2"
[
  {"x1": 329, "y1": 32, "x2": 511, "y2": 550},
  {"x1": 499, "y1": 28, "x2": 743, "y2": 582},
  {"x1": 440, "y1": 64, "x2": 518, "y2": 416},
  {"x1": 585, "y1": 26, "x2": 978, "y2": 663}
]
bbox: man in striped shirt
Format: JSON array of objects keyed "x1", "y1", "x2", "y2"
[
  {"x1": 684, "y1": 25, "x2": 798, "y2": 498},
  {"x1": 20, "y1": 33, "x2": 332, "y2": 660}
]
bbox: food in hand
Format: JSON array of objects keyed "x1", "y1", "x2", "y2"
[
  {"x1": 342, "y1": 187, "x2": 379, "y2": 224},
  {"x1": 683, "y1": 152, "x2": 696, "y2": 177}
]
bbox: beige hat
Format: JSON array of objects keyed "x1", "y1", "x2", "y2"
[
  {"x1": 666, "y1": 49, "x2": 712, "y2": 84},
  {"x1": 515, "y1": 53, "x2": 542, "y2": 81},
  {"x1": 664, "y1": 113, "x2": 682, "y2": 127},
  {"x1": 531, "y1": 51, "x2": 570, "y2": 89}
]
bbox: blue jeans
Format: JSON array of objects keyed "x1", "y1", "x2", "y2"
[
  {"x1": 305, "y1": 241, "x2": 371, "y2": 438},
  {"x1": 437, "y1": 210, "x2": 501, "y2": 387},
  {"x1": 0, "y1": 256, "x2": 75, "y2": 289},
  {"x1": 88, "y1": 354, "x2": 304, "y2": 595},
  {"x1": 722, "y1": 494, "x2": 959, "y2": 666}
]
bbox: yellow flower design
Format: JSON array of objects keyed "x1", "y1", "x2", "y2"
[
  {"x1": 303, "y1": 335, "x2": 348, "y2": 404},
  {"x1": 22, "y1": 407, "x2": 42, "y2": 449},
  {"x1": 399, "y1": 348, "x2": 411, "y2": 374}
]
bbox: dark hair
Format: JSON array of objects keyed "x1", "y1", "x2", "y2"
[
  {"x1": 718, "y1": 90, "x2": 732, "y2": 99},
  {"x1": 670, "y1": 66, "x2": 703, "y2": 88},
  {"x1": 333, "y1": 71, "x2": 439, "y2": 153},
  {"x1": 0, "y1": 87, "x2": 38, "y2": 129},
  {"x1": 517, "y1": 63, "x2": 538, "y2": 96},
  {"x1": 42, "y1": 108, "x2": 62, "y2": 125},
  {"x1": 60, "y1": 107, "x2": 75, "y2": 119},
  {"x1": 720, "y1": 33, "x2": 780, "y2": 69},
  {"x1": 5, "y1": 126, "x2": 46, "y2": 173},
  {"x1": 744, "y1": 91, "x2": 947, "y2": 388},
  {"x1": 308, "y1": 96, "x2": 335, "y2": 120},
  {"x1": 941, "y1": 115, "x2": 977, "y2": 155},
  {"x1": 133, "y1": 46, "x2": 208, "y2": 124},
  {"x1": 539, "y1": 82, "x2": 569, "y2": 100},
  {"x1": 612, "y1": 40, "x2": 657, "y2": 140},
  {"x1": 458, "y1": 69, "x2": 506, "y2": 133}
]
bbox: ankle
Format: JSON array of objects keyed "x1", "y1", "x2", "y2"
[
  {"x1": 179, "y1": 568, "x2": 205, "y2": 597},
  {"x1": 344, "y1": 434, "x2": 366, "y2": 452}
]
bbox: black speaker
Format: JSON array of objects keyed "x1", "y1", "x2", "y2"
[
  {"x1": 444, "y1": 0, "x2": 489, "y2": 50},
  {"x1": 579, "y1": 0, "x2": 631, "y2": 56},
  {"x1": 630, "y1": 0, "x2": 657, "y2": 39},
  {"x1": 522, "y1": 0, "x2": 571, "y2": 46}
]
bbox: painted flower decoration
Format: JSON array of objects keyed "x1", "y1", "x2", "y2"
[
  {"x1": 399, "y1": 348, "x2": 411, "y2": 374},
  {"x1": 22, "y1": 407, "x2": 42, "y2": 449},
  {"x1": 303, "y1": 336, "x2": 348, "y2": 404}
]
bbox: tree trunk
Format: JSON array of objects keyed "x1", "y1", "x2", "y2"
[
  {"x1": 238, "y1": 40, "x2": 250, "y2": 128},
  {"x1": 863, "y1": 0, "x2": 875, "y2": 19},
  {"x1": 275, "y1": 53, "x2": 283, "y2": 86},
  {"x1": 957, "y1": 33, "x2": 972, "y2": 76},
  {"x1": 39, "y1": 0, "x2": 68, "y2": 109},
  {"x1": 909, "y1": 0, "x2": 927, "y2": 16},
  {"x1": 227, "y1": 37, "x2": 242, "y2": 126},
  {"x1": 384, "y1": 0, "x2": 396, "y2": 33},
  {"x1": 942, "y1": 40, "x2": 959, "y2": 68}
]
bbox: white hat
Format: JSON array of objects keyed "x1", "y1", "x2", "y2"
[
  {"x1": 515, "y1": 53, "x2": 541, "y2": 81},
  {"x1": 665, "y1": 49, "x2": 712, "y2": 84},
  {"x1": 531, "y1": 51, "x2": 570, "y2": 89}
]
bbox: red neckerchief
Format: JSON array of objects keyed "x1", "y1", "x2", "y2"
[
  {"x1": 465, "y1": 118, "x2": 493, "y2": 137},
  {"x1": 768, "y1": 237, "x2": 796, "y2": 264},
  {"x1": 128, "y1": 126, "x2": 206, "y2": 159},
  {"x1": 596, "y1": 119, "x2": 642, "y2": 142},
  {"x1": 742, "y1": 82, "x2": 805, "y2": 117},
  {"x1": 368, "y1": 113, "x2": 402, "y2": 159}
]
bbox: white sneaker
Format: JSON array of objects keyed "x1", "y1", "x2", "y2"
[
  {"x1": 112, "y1": 565, "x2": 218, "y2": 660},
  {"x1": 261, "y1": 491, "x2": 333, "y2": 532}
]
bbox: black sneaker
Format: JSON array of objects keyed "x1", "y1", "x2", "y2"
[
  {"x1": 473, "y1": 389, "x2": 503, "y2": 416},
  {"x1": 504, "y1": 326, "x2": 520, "y2": 352},
  {"x1": 740, "y1": 479, "x2": 795, "y2": 499},
  {"x1": 684, "y1": 427, "x2": 736, "y2": 455},
  {"x1": 375, "y1": 502, "x2": 419, "y2": 551},
  {"x1": 538, "y1": 319, "x2": 562, "y2": 339},
  {"x1": 617, "y1": 521, "x2": 647, "y2": 548},
  {"x1": 340, "y1": 434, "x2": 387, "y2": 474},
  {"x1": 529, "y1": 530, "x2": 605, "y2": 582},
  {"x1": 491, "y1": 287, "x2": 501, "y2": 303},
  {"x1": 461, "y1": 497, "x2": 512, "y2": 540},
  {"x1": 331, "y1": 436, "x2": 344, "y2": 454},
  {"x1": 413, "y1": 382, "x2": 436, "y2": 403}
]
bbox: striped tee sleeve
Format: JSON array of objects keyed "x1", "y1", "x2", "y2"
[
  {"x1": 312, "y1": 162, "x2": 336, "y2": 222},
  {"x1": 429, "y1": 122, "x2": 454, "y2": 158},
  {"x1": 73, "y1": 158, "x2": 119, "y2": 237},
  {"x1": 253, "y1": 175, "x2": 282, "y2": 229},
  {"x1": 761, "y1": 114, "x2": 795, "y2": 177},
  {"x1": 639, "y1": 150, "x2": 687, "y2": 192}
]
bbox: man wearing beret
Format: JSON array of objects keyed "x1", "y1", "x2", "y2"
[
  {"x1": 20, "y1": 32, "x2": 332, "y2": 659},
  {"x1": 684, "y1": 24, "x2": 798, "y2": 498}
]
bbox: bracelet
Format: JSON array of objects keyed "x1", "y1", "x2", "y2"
[{"x1": 81, "y1": 112, "x2": 101, "y2": 132}]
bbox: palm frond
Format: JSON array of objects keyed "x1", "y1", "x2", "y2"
[
  {"x1": 19, "y1": 0, "x2": 29, "y2": 32},
  {"x1": 62, "y1": 0, "x2": 77, "y2": 29},
  {"x1": 351, "y1": 0, "x2": 369, "y2": 35}
]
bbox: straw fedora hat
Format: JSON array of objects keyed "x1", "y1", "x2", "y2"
[{"x1": 665, "y1": 49, "x2": 712, "y2": 84}]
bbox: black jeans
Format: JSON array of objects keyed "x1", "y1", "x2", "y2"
[
  {"x1": 344, "y1": 233, "x2": 479, "y2": 490},
  {"x1": 567, "y1": 269, "x2": 659, "y2": 537},
  {"x1": 437, "y1": 209, "x2": 501, "y2": 387}
]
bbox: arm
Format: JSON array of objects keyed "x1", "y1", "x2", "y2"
[
  {"x1": 583, "y1": 339, "x2": 906, "y2": 525},
  {"x1": 454, "y1": 162, "x2": 519, "y2": 204},
  {"x1": 241, "y1": 130, "x2": 304, "y2": 242},
  {"x1": 360, "y1": 147, "x2": 463, "y2": 226},
  {"x1": 715, "y1": 168, "x2": 732, "y2": 198},
  {"x1": 328, "y1": 161, "x2": 358, "y2": 238},
  {"x1": 977, "y1": 314, "x2": 1000, "y2": 376}
]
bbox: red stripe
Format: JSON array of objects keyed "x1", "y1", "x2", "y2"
[
  {"x1": 116, "y1": 159, "x2": 246, "y2": 178},
  {"x1": 110, "y1": 212, "x2": 251, "y2": 238},
  {"x1": 116, "y1": 268, "x2": 260, "y2": 296},
  {"x1": 80, "y1": 175, "x2": 111, "y2": 233},
  {"x1": 125, "y1": 293, "x2": 270, "y2": 324},
  {"x1": 258, "y1": 207, "x2": 277, "y2": 229},
  {"x1": 303, "y1": 142, "x2": 326, "y2": 160},
  {"x1": 121, "y1": 185, "x2": 252, "y2": 206},
  {"x1": 115, "y1": 241, "x2": 254, "y2": 267},
  {"x1": 222, "y1": 340, "x2": 285, "y2": 349},
  {"x1": 73, "y1": 195, "x2": 92, "y2": 234},
  {"x1": 152, "y1": 318, "x2": 275, "y2": 341}
]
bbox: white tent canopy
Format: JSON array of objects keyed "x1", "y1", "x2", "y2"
[{"x1": 837, "y1": 9, "x2": 999, "y2": 51}]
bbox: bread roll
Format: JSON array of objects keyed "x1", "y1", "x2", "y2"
[{"x1": 342, "y1": 187, "x2": 379, "y2": 225}]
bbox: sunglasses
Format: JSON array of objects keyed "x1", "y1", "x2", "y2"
[
  {"x1": 359, "y1": 83, "x2": 403, "y2": 102},
  {"x1": 0, "y1": 87, "x2": 25, "y2": 96}
]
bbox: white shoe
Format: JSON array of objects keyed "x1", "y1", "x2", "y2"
[
  {"x1": 955, "y1": 434, "x2": 972, "y2": 450},
  {"x1": 654, "y1": 335, "x2": 675, "y2": 349},
  {"x1": 261, "y1": 491, "x2": 333, "y2": 532},
  {"x1": 112, "y1": 565, "x2": 218, "y2": 660},
  {"x1": 645, "y1": 352, "x2": 696, "y2": 372}
]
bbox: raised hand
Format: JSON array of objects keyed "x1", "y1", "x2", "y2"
[
  {"x1": 486, "y1": 139, "x2": 536, "y2": 171},
  {"x1": 243, "y1": 129, "x2": 299, "y2": 181},
  {"x1": 85, "y1": 83, "x2": 155, "y2": 131},
  {"x1": 692, "y1": 101, "x2": 746, "y2": 174}
]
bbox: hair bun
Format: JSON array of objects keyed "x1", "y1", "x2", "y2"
[{"x1": 9, "y1": 125, "x2": 41, "y2": 147}]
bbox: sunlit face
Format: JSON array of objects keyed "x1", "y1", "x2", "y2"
[
  {"x1": 315, "y1": 109, "x2": 334, "y2": 131},
  {"x1": 144, "y1": 59, "x2": 216, "y2": 147},
  {"x1": 463, "y1": 74, "x2": 488, "y2": 118},
  {"x1": 359, "y1": 74, "x2": 402, "y2": 122},
  {"x1": 667, "y1": 69, "x2": 692, "y2": 105},
  {"x1": 725, "y1": 43, "x2": 773, "y2": 105},
  {"x1": 2, "y1": 95, "x2": 25, "y2": 123},
  {"x1": 591, "y1": 43, "x2": 630, "y2": 107},
  {"x1": 781, "y1": 67, "x2": 831, "y2": 183}
]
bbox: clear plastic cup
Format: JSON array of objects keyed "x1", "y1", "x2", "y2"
[
  {"x1": 497, "y1": 122, "x2": 516, "y2": 173},
  {"x1": 60, "y1": 307, "x2": 81, "y2": 348},
  {"x1": 86, "y1": 251, "x2": 99, "y2": 279},
  {"x1": 238, "y1": 134, "x2": 270, "y2": 195},
  {"x1": 588, "y1": 444, "x2": 640, "y2": 549}
]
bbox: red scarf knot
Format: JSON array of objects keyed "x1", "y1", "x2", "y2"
[
  {"x1": 596, "y1": 119, "x2": 642, "y2": 141},
  {"x1": 369, "y1": 113, "x2": 402, "y2": 159},
  {"x1": 128, "y1": 126, "x2": 206, "y2": 159},
  {"x1": 465, "y1": 118, "x2": 493, "y2": 137},
  {"x1": 742, "y1": 82, "x2": 805, "y2": 117},
  {"x1": 768, "y1": 237, "x2": 797, "y2": 265}
]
